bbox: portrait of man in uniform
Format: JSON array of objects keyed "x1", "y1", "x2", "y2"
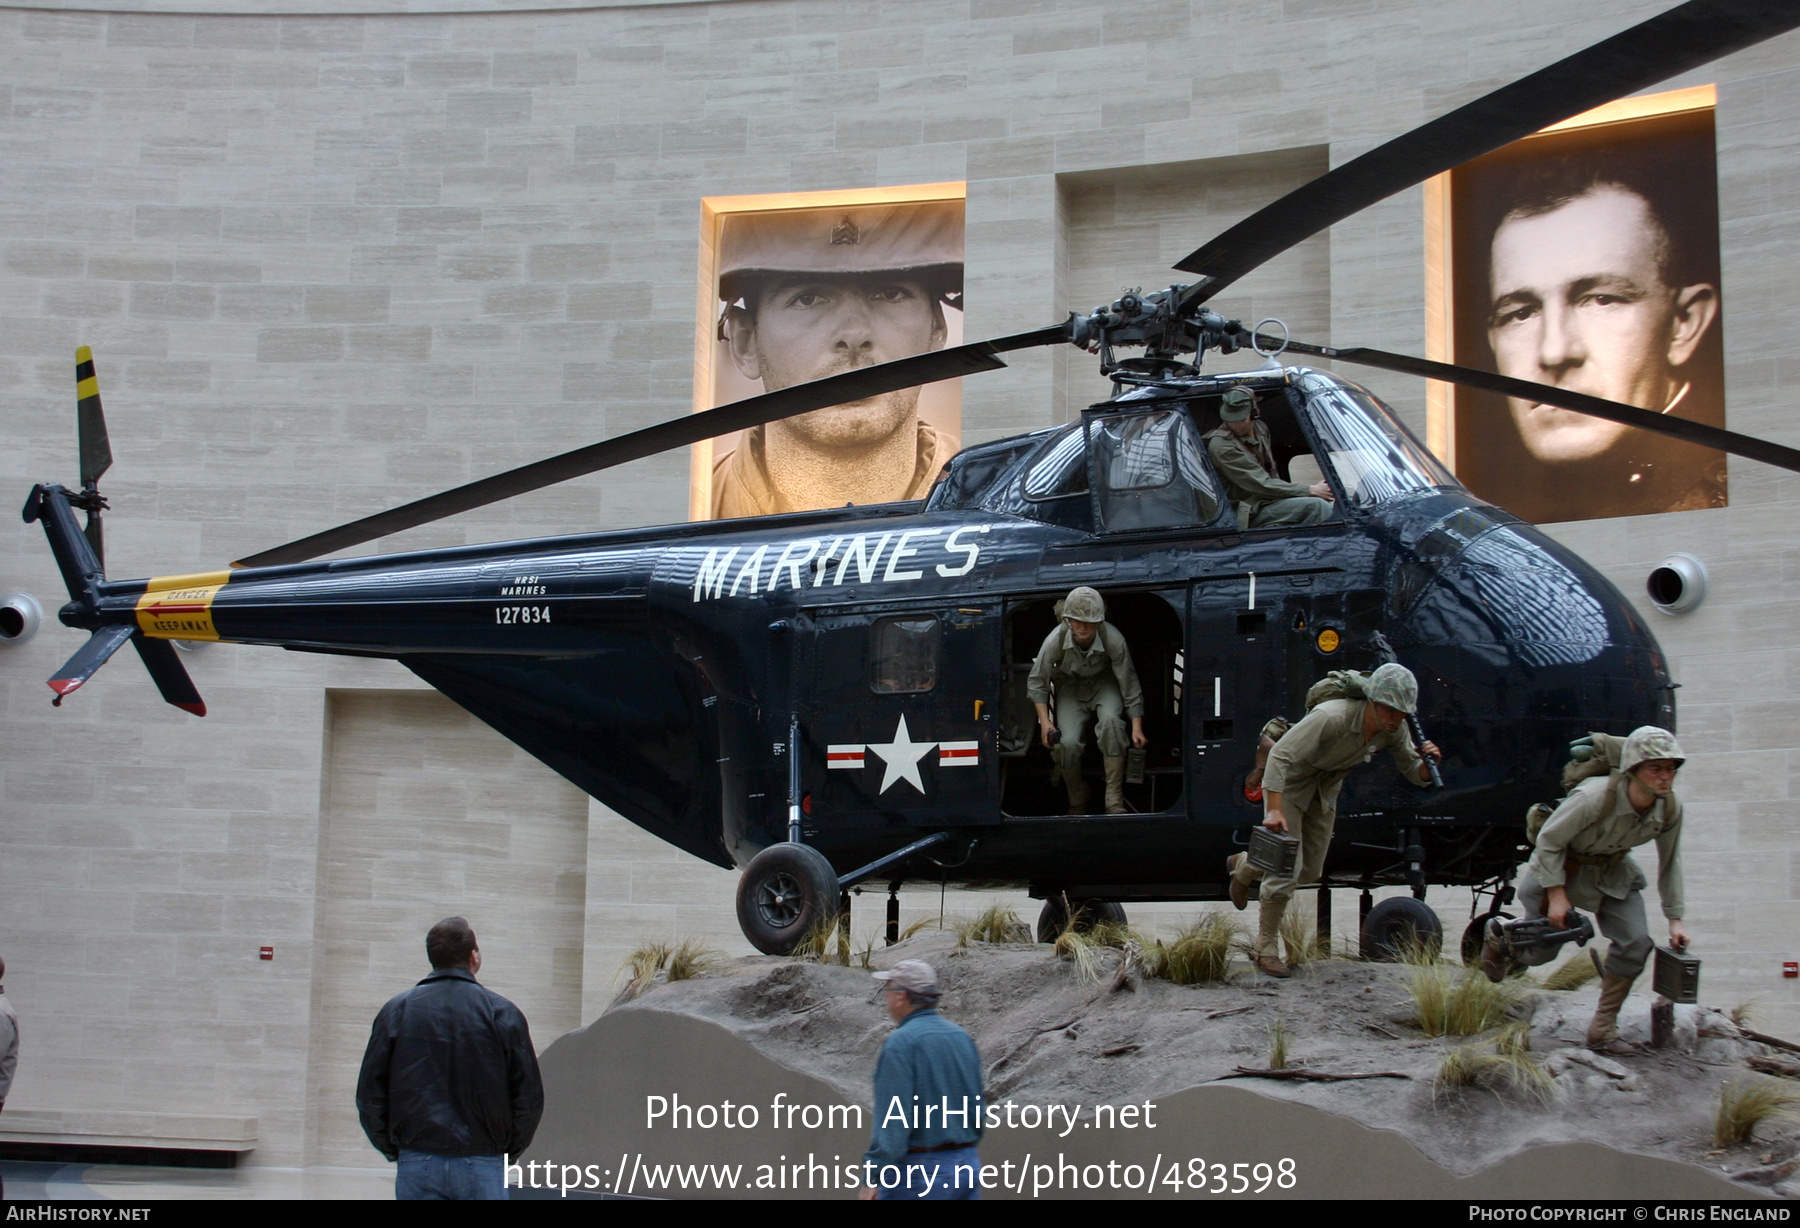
[
  {"x1": 704, "y1": 197, "x2": 964, "y2": 519},
  {"x1": 1448, "y1": 103, "x2": 1727, "y2": 523}
]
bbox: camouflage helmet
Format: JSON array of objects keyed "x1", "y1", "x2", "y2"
[
  {"x1": 1621, "y1": 726, "x2": 1685, "y2": 773},
  {"x1": 1364, "y1": 662, "x2": 1419, "y2": 715},
  {"x1": 1063, "y1": 586, "x2": 1106, "y2": 624},
  {"x1": 1219, "y1": 387, "x2": 1258, "y2": 422}
]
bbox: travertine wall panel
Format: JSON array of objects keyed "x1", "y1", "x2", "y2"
[{"x1": 307, "y1": 689, "x2": 586, "y2": 1167}]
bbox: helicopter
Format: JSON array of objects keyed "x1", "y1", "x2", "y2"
[{"x1": 24, "y1": 0, "x2": 1800, "y2": 960}]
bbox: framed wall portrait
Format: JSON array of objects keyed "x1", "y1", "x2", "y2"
[
  {"x1": 1430, "y1": 87, "x2": 1726, "y2": 524},
  {"x1": 690, "y1": 185, "x2": 966, "y2": 521}
]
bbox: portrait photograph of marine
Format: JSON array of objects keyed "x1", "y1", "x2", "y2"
[
  {"x1": 703, "y1": 198, "x2": 965, "y2": 520},
  {"x1": 1447, "y1": 102, "x2": 1727, "y2": 523}
]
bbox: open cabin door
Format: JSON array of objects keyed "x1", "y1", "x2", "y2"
[{"x1": 798, "y1": 602, "x2": 1003, "y2": 827}]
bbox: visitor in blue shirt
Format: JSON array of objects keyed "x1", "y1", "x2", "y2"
[{"x1": 859, "y1": 959, "x2": 984, "y2": 1201}]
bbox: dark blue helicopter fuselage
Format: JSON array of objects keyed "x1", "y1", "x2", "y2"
[{"x1": 48, "y1": 368, "x2": 1673, "y2": 903}]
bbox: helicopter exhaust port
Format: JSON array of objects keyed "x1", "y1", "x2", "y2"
[
  {"x1": 1646, "y1": 552, "x2": 1708, "y2": 615},
  {"x1": 0, "y1": 592, "x2": 42, "y2": 646}
]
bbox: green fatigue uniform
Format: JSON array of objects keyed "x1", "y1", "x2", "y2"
[
  {"x1": 1514, "y1": 774, "x2": 1683, "y2": 980},
  {"x1": 1203, "y1": 421, "x2": 1331, "y2": 528},
  {"x1": 1233, "y1": 698, "x2": 1425, "y2": 956},
  {"x1": 1026, "y1": 622, "x2": 1144, "y2": 778}
]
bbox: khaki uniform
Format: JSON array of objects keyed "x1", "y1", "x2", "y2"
[
  {"x1": 1203, "y1": 423, "x2": 1331, "y2": 528},
  {"x1": 711, "y1": 420, "x2": 956, "y2": 520},
  {"x1": 1514, "y1": 773, "x2": 1683, "y2": 979},
  {"x1": 1234, "y1": 698, "x2": 1424, "y2": 954},
  {"x1": 1026, "y1": 622, "x2": 1144, "y2": 774}
]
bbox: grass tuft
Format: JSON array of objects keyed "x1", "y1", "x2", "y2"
[
  {"x1": 1405, "y1": 958, "x2": 1521, "y2": 1037},
  {"x1": 1714, "y1": 1076, "x2": 1800, "y2": 1149},
  {"x1": 1542, "y1": 953, "x2": 1600, "y2": 992},
  {"x1": 1435, "y1": 1042, "x2": 1555, "y2": 1105},
  {"x1": 1279, "y1": 912, "x2": 1328, "y2": 969},
  {"x1": 664, "y1": 937, "x2": 718, "y2": 982},
  {"x1": 1053, "y1": 926, "x2": 1107, "y2": 983},
  {"x1": 1732, "y1": 999, "x2": 1762, "y2": 1031},
  {"x1": 954, "y1": 903, "x2": 1031, "y2": 946},
  {"x1": 899, "y1": 916, "x2": 940, "y2": 942},
  {"x1": 614, "y1": 941, "x2": 673, "y2": 1004},
  {"x1": 1267, "y1": 1015, "x2": 1292, "y2": 1070},
  {"x1": 791, "y1": 917, "x2": 853, "y2": 966},
  {"x1": 1053, "y1": 916, "x2": 1143, "y2": 983},
  {"x1": 1145, "y1": 913, "x2": 1240, "y2": 985}
]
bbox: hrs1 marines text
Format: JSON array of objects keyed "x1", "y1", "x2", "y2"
[{"x1": 505, "y1": 1093, "x2": 1303, "y2": 1196}]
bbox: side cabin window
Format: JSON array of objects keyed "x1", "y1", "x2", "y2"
[
  {"x1": 870, "y1": 615, "x2": 940, "y2": 694},
  {"x1": 1090, "y1": 407, "x2": 1222, "y2": 532}
]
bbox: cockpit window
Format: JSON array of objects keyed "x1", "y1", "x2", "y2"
[
  {"x1": 1023, "y1": 425, "x2": 1089, "y2": 500},
  {"x1": 929, "y1": 437, "x2": 1039, "y2": 510},
  {"x1": 1298, "y1": 373, "x2": 1454, "y2": 506}
]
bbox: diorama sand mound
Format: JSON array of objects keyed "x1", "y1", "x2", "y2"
[{"x1": 614, "y1": 928, "x2": 1798, "y2": 1189}]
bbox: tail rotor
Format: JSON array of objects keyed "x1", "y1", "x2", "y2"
[
  {"x1": 72, "y1": 345, "x2": 112, "y2": 565},
  {"x1": 22, "y1": 347, "x2": 206, "y2": 715}
]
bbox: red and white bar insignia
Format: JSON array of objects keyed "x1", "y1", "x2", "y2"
[
  {"x1": 938, "y1": 741, "x2": 979, "y2": 767},
  {"x1": 827, "y1": 745, "x2": 865, "y2": 769}
]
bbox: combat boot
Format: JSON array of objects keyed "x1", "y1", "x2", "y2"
[
  {"x1": 1104, "y1": 756, "x2": 1126, "y2": 814},
  {"x1": 1586, "y1": 973, "x2": 1640, "y2": 1053},
  {"x1": 1478, "y1": 916, "x2": 1511, "y2": 984},
  {"x1": 1227, "y1": 853, "x2": 1251, "y2": 911},
  {"x1": 1254, "y1": 899, "x2": 1290, "y2": 977},
  {"x1": 1063, "y1": 767, "x2": 1090, "y2": 814}
]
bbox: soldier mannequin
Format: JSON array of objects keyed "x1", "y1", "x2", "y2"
[
  {"x1": 1203, "y1": 387, "x2": 1335, "y2": 528},
  {"x1": 1228, "y1": 664, "x2": 1443, "y2": 977},
  {"x1": 1026, "y1": 587, "x2": 1147, "y2": 814},
  {"x1": 1482, "y1": 726, "x2": 1689, "y2": 1054}
]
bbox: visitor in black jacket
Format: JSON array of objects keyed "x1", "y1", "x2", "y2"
[{"x1": 356, "y1": 916, "x2": 544, "y2": 1200}]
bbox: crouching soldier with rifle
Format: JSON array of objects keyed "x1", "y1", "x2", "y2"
[{"x1": 1481, "y1": 726, "x2": 1690, "y2": 1055}]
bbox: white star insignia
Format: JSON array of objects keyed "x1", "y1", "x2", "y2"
[{"x1": 865, "y1": 714, "x2": 936, "y2": 795}]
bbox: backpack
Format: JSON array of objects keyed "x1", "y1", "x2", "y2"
[
  {"x1": 1258, "y1": 670, "x2": 1371, "y2": 749},
  {"x1": 1524, "y1": 731, "x2": 1627, "y2": 844}
]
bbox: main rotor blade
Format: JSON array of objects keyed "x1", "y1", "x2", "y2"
[
  {"x1": 1175, "y1": 0, "x2": 1800, "y2": 306},
  {"x1": 234, "y1": 325, "x2": 1067, "y2": 569},
  {"x1": 1275, "y1": 337, "x2": 1800, "y2": 476}
]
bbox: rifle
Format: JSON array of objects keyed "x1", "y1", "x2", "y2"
[{"x1": 1369, "y1": 631, "x2": 1442, "y2": 788}]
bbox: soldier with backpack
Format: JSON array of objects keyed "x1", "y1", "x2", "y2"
[
  {"x1": 1480, "y1": 726, "x2": 1689, "y2": 1055},
  {"x1": 1226, "y1": 663, "x2": 1443, "y2": 977}
]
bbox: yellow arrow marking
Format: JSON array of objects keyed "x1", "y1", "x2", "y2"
[{"x1": 135, "y1": 569, "x2": 231, "y2": 641}]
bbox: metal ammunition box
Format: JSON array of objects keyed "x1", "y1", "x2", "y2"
[
  {"x1": 1125, "y1": 747, "x2": 1147, "y2": 784},
  {"x1": 1247, "y1": 826, "x2": 1300, "y2": 876},
  {"x1": 1653, "y1": 946, "x2": 1700, "y2": 1004}
]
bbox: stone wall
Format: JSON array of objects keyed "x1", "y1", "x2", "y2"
[{"x1": 1, "y1": 0, "x2": 1797, "y2": 1169}]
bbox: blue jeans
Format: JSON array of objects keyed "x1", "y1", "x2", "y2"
[
  {"x1": 875, "y1": 1145, "x2": 981, "y2": 1200},
  {"x1": 396, "y1": 1150, "x2": 508, "y2": 1200}
]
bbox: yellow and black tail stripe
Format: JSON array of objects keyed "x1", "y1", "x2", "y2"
[
  {"x1": 135, "y1": 570, "x2": 232, "y2": 641},
  {"x1": 75, "y1": 345, "x2": 99, "y2": 406}
]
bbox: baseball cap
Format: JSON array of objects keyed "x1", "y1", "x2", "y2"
[{"x1": 871, "y1": 959, "x2": 939, "y2": 995}]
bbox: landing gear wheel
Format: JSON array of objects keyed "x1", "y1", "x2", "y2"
[
  {"x1": 736, "y1": 842, "x2": 841, "y2": 956},
  {"x1": 1035, "y1": 895, "x2": 1128, "y2": 943},
  {"x1": 1360, "y1": 896, "x2": 1443, "y2": 962},
  {"x1": 1460, "y1": 911, "x2": 1513, "y2": 963}
]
